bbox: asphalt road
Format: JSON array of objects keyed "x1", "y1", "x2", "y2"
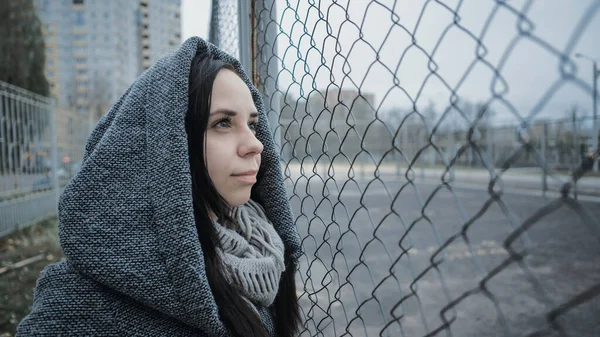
[{"x1": 287, "y1": 173, "x2": 600, "y2": 337}]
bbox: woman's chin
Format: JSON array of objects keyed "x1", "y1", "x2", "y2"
[{"x1": 225, "y1": 191, "x2": 252, "y2": 207}]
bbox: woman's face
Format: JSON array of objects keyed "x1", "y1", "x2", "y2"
[{"x1": 205, "y1": 69, "x2": 263, "y2": 207}]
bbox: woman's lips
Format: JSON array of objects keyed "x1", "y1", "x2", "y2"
[
  {"x1": 232, "y1": 170, "x2": 258, "y2": 183},
  {"x1": 232, "y1": 174, "x2": 256, "y2": 184}
]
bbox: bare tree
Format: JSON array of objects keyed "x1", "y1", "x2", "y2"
[{"x1": 0, "y1": 0, "x2": 49, "y2": 96}]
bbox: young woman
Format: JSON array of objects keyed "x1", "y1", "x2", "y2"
[{"x1": 17, "y1": 37, "x2": 303, "y2": 337}]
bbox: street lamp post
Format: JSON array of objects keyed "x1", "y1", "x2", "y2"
[{"x1": 575, "y1": 53, "x2": 600, "y2": 172}]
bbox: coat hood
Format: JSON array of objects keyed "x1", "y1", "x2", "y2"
[{"x1": 57, "y1": 37, "x2": 301, "y2": 335}]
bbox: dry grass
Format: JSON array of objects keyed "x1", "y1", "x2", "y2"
[{"x1": 0, "y1": 218, "x2": 63, "y2": 337}]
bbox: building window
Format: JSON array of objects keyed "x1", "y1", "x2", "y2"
[
  {"x1": 73, "y1": 0, "x2": 84, "y2": 4},
  {"x1": 75, "y1": 11, "x2": 85, "y2": 25}
]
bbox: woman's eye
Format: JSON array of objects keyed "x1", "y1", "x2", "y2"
[
  {"x1": 215, "y1": 118, "x2": 232, "y2": 128},
  {"x1": 248, "y1": 121, "x2": 258, "y2": 132}
]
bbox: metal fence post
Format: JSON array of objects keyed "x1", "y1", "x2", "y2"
[
  {"x1": 16, "y1": 99, "x2": 23, "y2": 192},
  {"x1": 8, "y1": 97, "x2": 16, "y2": 189},
  {"x1": 541, "y1": 122, "x2": 547, "y2": 198},
  {"x1": 237, "y1": 0, "x2": 252, "y2": 75},
  {"x1": 50, "y1": 99, "x2": 60, "y2": 210},
  {"x1": 0, "y1": 94, "x2": 6, "y2": 192},
  {"x1": 255, "y1": 0, "x2": 281, "y2": 151},
  {"x1": 572, "y1": 111, "x2": 578, "y2": 200},
  {"x1": 487, "y1": 125, "x2": 494, "y2": 168},
  {"x1": 419, "y1": 128, "x2": 425, "y2": 180}
]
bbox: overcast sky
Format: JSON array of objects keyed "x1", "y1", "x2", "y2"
[
  {"x1": 181, "y1": 0, "x2": 210, "y2": 40},
  {"x1": 181, "y1": 0, "x2": 600, "y2": 125}
]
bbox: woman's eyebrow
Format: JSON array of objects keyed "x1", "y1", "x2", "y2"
[{"x1": 210, "y1": 108, "x2": 259, "y2": 118}]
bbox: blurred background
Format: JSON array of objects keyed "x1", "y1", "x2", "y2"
[
  {"x1": 1, "y1": 0, "x2": 600, "y2": 336},
  {"x1": 0, "y1": 0, "x2": 208, "y2": 334},
  {"x1": 0, "y1": 0, "x2": 208, "y2": 205}
]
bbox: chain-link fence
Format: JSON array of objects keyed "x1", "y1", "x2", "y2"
[
  {"x1": 0, "y1": 80, "x2": 85, "y2": 236},
  {"x1": 212, "y1": 0, "x2": 600, "y2": 336},
  {"x1": 209, "y1": 0, "x2": 240, "y2": 60}
]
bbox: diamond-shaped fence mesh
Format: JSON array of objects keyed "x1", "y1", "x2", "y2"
[
  {"x1": 210, "y1": 0, "x2": 240, "y2": 60},
  {"x1": 211, "y1": 1, "x2": 600, "y2": 336}
]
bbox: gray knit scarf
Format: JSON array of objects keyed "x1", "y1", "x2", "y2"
[{"x1": 214, "y1": 199, "x2": 286, "y2": 307}]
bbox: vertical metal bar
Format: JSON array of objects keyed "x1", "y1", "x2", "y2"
[
  {"x1": 25, "y1": 99, "x2": 31, "y2": 179},
  {"x1": 419, "y1": 128, "x2": 424, "y2": 181},
  {"x1": 255, "y1": 0, "x2": 281, "y2": 150},
  {"x1": 487, "y1": 123, "x2": 494, "y2": 168},
  {"x1": 541, "y1": 122, "x2": 547, "y2": 198},
  {"x1": 237, "y1": 0, "x2": 252, "y2": 75},
  {"x1": 0, "y1": 93, "x2": 6, "y2": 194},
  {"x1": 22, "y1": 98, "x2": 29, "y2": 190},
  {"x1": 33, "y1": 102, "x2": 40, "y2": 178},
  {"x1": 593, "y1": 61, "x2": 598, "y2": 172},
  {"x1": 45, "y1": 104, "x2": 51, "y2": 175},
  {"x1": 394, "y1": 130, "x2": 401, "y2": 176},
  {"x1": 572, "y1": 111, "x2": 578, "y2": 200},
  {"x1": 8, "y1": 95, "x2": 16, "y2": 192},
  {"x1": 31, "y1": 101, "x2": 37, "y2": 177},
  {"x1": 430, "y1": 132, "x2": 436, "y2": 168},
  {"x1": 50, "y1": 99, "x2": 60, "y2": 209},
  {"x1": 16, "y1": 98, "x2": 24, "y2": 194}
]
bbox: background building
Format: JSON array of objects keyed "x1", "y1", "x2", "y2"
[
  {"x1": 32, "y1": 0, "x2": 181, "y2": 167},
  {"x1": 34, "y1": 0, "x2": 181, "y2": 124},
  {"x1": 139, "y1": 0, "x2": 182, "y2": 72}
]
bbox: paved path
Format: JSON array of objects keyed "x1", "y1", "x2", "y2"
[
  {"x1": 282, "y1": 163, "x2": 600, "y2": 197},
  {"x1": 287, "y1": 171, "x2": 600, "y2": 337}
]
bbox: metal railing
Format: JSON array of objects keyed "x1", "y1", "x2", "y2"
[
  {"x1": 0, "y1": 80, "x2": 86, "y2": 236},
  {"x1": 212, "y1": 1, "x2": 600, "y2": 336}
]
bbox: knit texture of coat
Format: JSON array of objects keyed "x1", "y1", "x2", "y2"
[{"x1": 16, "y1": 37, "x2": 302, "y2": 337}]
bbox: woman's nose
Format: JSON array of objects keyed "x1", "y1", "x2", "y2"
[{"x1": 239, "y1": 129, "x2": 263, "y2": 156}]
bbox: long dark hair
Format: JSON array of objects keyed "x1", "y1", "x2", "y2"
[{"x1": 185, "y1": 52, "x2": 301, "y2": 337}]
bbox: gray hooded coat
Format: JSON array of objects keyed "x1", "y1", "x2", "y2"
[{"x1": 16, "y1": 37, "x2": 302, "y2": 336}]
